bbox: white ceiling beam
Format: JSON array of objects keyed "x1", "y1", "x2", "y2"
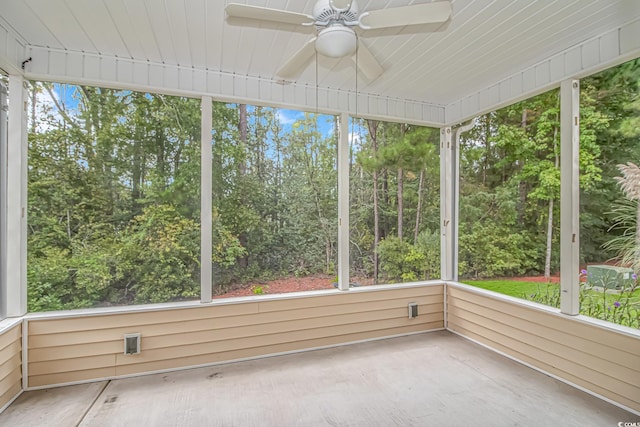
[{"x1": 20, "y1": 45, "x2": 446, "y2": 126}]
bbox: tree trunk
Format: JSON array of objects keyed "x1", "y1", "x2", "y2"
[
  {"x1": 30, "y1": 83, "x2": 37, "y2": 134},
  {"x1": 414, "y1": 169, "x2": 425, "y2": 244},
  {"x1": 544, "y1": 197, "x2": 554, "y2": 279},
  {"x1": 367, "y1": 120, "x2": 380, "y2": 283},
  {"x1": 482, "y1": 116, "x2": 490, "y2": 186},
  {"x1": 397, "y1": 168, "x2": 404, "y2": 240},
  {"x1": 517, "y1": 109, "x2": 528, "y2": 223},
  {"x1": 238, "y1": 104, "x2": 247, "y2": 176}
]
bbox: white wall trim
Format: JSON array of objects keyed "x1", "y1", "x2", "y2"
[
  {"x1": 445, "y1": 18, "x2": 640, "y2": 125},
  {"x1": 448, "y1": 329, "x2": 640, "y2": 417},
  {"x1": 21, "y1": 318, "x2": 28, "y2": 390}
]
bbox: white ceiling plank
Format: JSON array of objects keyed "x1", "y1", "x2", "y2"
[
  {"x1": 421, "y1": 0, "x2": 593, "y2": 101},
  {"x1": 25, "y1": 0, "x2": 94, "y2": 52},
  {"x1": 183, "y1": 0, "x2": 207, "y2": 69},
  {"x1": 104, "y1": 0, "x2": 159, "y2": 62},
  {"x1": 205, "y1": 0, "x2": 224, "y2": 70},
  {"x1": 63, "y1": 0, "x2": 129, "y2": 57},
  {"x1": 143, "y1": 0, "x2": 177, "y2": 65},
  {"x1": 376, "y1": 0, "x2": 518, "y2": 97},
  {"x1": 0, "y1": 0, "x2": 63, "y2": 49},
  {"x1": 163, "y1": 0, "x2": 193, "y2": 67},
  {"x1": 446, "y1": 0, "x2": 622, "y2": 102},
  {"x1": 369, "y1": 0, "x2": 488, "y2": 98},
  {"x1": 419, "y1": 0, "x2": 581, "y2": 96}
]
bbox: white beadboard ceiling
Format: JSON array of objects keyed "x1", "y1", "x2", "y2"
[{"x1": 1, "y1": 0, "x2": 639, "y2": 124}]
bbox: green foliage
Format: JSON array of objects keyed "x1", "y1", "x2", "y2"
[
  {"x1": 377, "y1": 237, "x2": 425, "y2": 282},
  {"x1": 251, "y1": 285, "x2": 268, "y2": 295},
  {"x1": 117, "y1": 205, "x2": 200, "y2": 303},
  {"x1": 24, "y1": 57, "x2": 640, "y2": 313},
  {"x1": 526, "y1": 279, "x2": 640, "y2": 329}
]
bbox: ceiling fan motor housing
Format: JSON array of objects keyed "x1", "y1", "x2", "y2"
[
  {"x1": 313, "y1": 0, "x2": 359, "y2": 58},
  {"x1": 313, "y1": 0, "x2": 359, "y2": 25}
]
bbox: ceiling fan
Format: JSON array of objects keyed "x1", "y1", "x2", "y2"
[{"x1": 226, "y1": 0, "x2": 452, "y2": 81}]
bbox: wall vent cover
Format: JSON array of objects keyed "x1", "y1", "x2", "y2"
[
  {"x1": 124, "y1": 333, "x2": 141, "y2": 355},
  {"x1": 408, "y1": 303, "x2": 418, "y2": 318}
]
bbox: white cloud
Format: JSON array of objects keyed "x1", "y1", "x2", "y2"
[{"x1": 276, "y1": 110, "x2": 301, "y2": 126}]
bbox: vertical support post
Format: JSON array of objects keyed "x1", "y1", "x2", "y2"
[
  {"x1": 337, "y1": 113, "x2": 350, "y2": 291},
  {"x1": 0, "y1": 81, "x2": 7, "y2": 319},
  {"x1": 452, "y1": 122, "x2": 475, "y2": 282},
  {"x1": 2, "y1": 75, "x2": 28, "y2": 317},
  {"x1": 200, "y1": 96, "x2": 213, "y2": 303},
  {"x1": 440, "y1": 127, "x2": 454, "y2": 281},
  {"x1": 560, "y1": 79, "x2": 580, "y2": 315}
]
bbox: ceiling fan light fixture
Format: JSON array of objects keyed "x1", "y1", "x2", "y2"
[{"x1": 315, "y1": 26, "x2": 357, "y2": 58}]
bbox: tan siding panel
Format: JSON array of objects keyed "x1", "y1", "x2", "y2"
[
  {"x1": 448, "y1": 287, "x2": 640, "y2": 349},
  {"x1": 448, "y1": 315, "x2": 640, "y2": 399},
  {"x1": 29, "y1": 354, "x2": 116, "y2": 376},
  {"x1": 140, "y1": 308, "x2": 442, "y2": 352},
  {"x1": 115, "y1": 322, "x2": 441, "y2": 376},
  {"x1": 448, "y1": 320, "x2": 640, "y2": 413},
  {"x1": 0, "y1": 354, "x2": 21, "y2": 383},
  {"x1": 0, "y1": 379, "x2": 21, "y2": 410},
  {"x1": 28, "y1": 298, "x2": 443, "y2": 348},
  {"x1": 28, "y1": 289, "x2": 442, "y2": 336},
  {"x1": 28, "y1": 302, "x2": 261, "y2": 335},
  {"x1": 448, "y1": 306, "x2": 640, "y2": 387},
  {"x1": 0, "y1": 368, "x2": 20, "y2": 394},
  {"x1": 29, "y1": 341, "x2": 121, "y2": 363},
  {"x1": 257, "y1": 286, "x2": 442, "y2": 312},
  {"x1": 0, "y1": 324, "x2": 22, "y2": 409},
  {"x1": 0, "y1": 341, "x2": 21, "y2": 367},
  {"x1": 449, "y1": 297, "x2": 639, "y2": 370},
  {"x1": 29, "y1": 367, "x2": 116, "y2": 388},
  {"x1": 115, "y1": 315, "x2": 443, "y2": 366},
  {"x1": 26, "y1": 286, "x2": 444, "y2": 387},
  {"x1": 0, "y1": 326, "x2": 21, "y2": 352}
]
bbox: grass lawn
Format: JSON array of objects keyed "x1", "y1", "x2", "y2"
[{"x1": 462, "y1": 280, "x2": 556, "y2": 299}]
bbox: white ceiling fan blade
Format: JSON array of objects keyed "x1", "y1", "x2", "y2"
[
  {"x1": 359, "y1": 1, "x2": 452, "y2": 30},
  {"x1": 276, "y1": 37, "x2": 318, "y2": 79},
  {"x1": 226, "y1": 4, "x2": 314, "y2": 26},
  {"x1": 353, "y1": 42, "x2": 383, "y2": 81}
]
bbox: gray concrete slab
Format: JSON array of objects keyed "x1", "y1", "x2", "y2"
[
  {"x1": 0, "y1": 381, "x2": 107, "y2": 427},
  {"x1": 3, "y1": 332, "x2": 638, "y2": 426}
]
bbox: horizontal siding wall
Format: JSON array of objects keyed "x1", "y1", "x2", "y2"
[
  {"x1": 27, "y1": 285, "x2": 444, "y2": 388},
  {"x1": 0, "y1": 323, "x2": 22, "y2": 410},
  {"x1": 447, "y1": 285, "x2": 640, "y2": 413}
]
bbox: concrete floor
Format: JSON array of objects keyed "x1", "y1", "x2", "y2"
[{"x1": 1, "y1": 331, "x2": 637, "y2": 426}]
